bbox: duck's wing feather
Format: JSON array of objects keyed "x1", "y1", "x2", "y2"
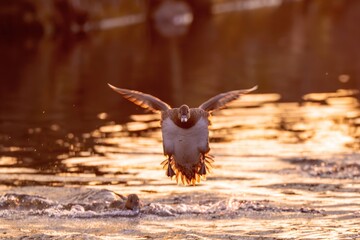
[
  {"x1": 199, "y1": 85, "x2": 258, "y2": 112},
  {"x1": 108, "y1": 84, "x2": 171, "y2": 112}
]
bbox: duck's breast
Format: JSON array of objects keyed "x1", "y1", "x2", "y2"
[{"x1": 161, "y1": 117, "x2": 209, "y2": 164}]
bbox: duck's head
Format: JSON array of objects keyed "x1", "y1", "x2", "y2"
[
  {"x1": 125, "y1": 194, "x2": 140, "y2": 210},
  {"x1": 178, "y1": 105, "x2": 190, "y2": 123}
]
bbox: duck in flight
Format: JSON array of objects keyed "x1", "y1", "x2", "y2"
[{"x1": 108, "y1": 84, "x2": 257, "y2": 185}]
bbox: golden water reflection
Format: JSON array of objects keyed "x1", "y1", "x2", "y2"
[
  {"x1": 1, "y1": 90, "x2": 360, "y2": 238},
  {"x1": 58, "y1": 89, "x2": 360, "y2": 188}
]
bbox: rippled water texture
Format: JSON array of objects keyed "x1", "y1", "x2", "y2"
[{"x1": 1, "y1": 1, "x2": 360, "y2": 239}]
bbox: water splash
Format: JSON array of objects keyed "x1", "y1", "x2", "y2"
[{"x1": 0, "y1": 189, "x2": 140, "y2": 219}]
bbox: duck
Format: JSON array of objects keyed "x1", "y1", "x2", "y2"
[
  {"x1": 65, "y1": 189, "x2": 141, "y2": 211},
  {"x1": 108, "y1": 83, "x2": 258, "y2": 185},
  {"x1": 109, "y1": 193, "x2": 141, "y2": 211}
]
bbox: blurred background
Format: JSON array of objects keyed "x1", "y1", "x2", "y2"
[
  {"x1": 2, "y1": 2, "x2": 360, "y2": 237},
  {"x1": 0, "y1": 0, "x2": 359, "y2": 175}
]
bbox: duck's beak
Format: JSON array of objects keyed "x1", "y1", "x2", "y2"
[{"x1": 181, "y1": 115, "x2": 188, "y2": 122}]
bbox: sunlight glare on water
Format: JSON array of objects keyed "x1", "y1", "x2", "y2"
[{"x1": 2, "y1": 90, "x2": 360, "y2": 238}]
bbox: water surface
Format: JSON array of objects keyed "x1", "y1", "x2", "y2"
[{"x1": 1, "y1": 1, "x2": 360, "y2": 239}]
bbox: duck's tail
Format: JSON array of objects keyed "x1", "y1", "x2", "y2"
[{"x1": 161, "y1": 154, "x2": 214, "y2": 185}]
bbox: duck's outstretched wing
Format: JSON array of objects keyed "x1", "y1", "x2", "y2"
[
  {"x1": 199, "y1": 86, "x2": 258, "y2": 112},
  {"x1": 108, "y1": 84, "x2": 171, "y2": 112}
]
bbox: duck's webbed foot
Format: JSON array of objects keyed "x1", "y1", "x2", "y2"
[
  {"x1": 199, "y1": 153, "x2": 207, "y2": 176},
  {"x1": 166, "y1": 156, "x2": 175, "y2": 178},
  {"x1": 198, "y1": 153, "x2": 214, "y2": 176}
]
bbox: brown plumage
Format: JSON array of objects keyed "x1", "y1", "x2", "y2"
[{"x1": 108, "y1": 84, "x2": 257, "y2": 185}]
